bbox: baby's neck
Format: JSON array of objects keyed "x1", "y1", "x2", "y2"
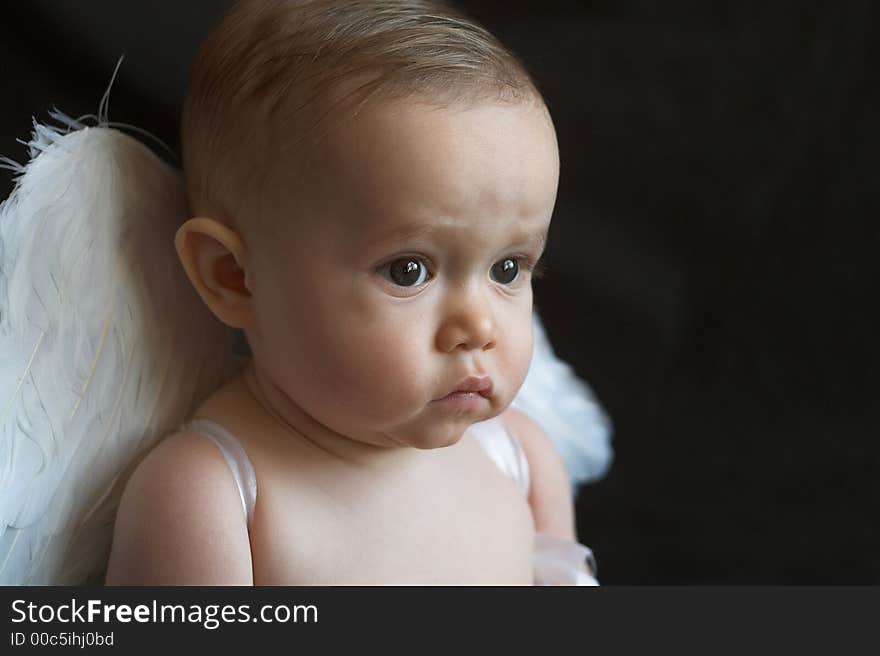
[{"x1": 239, "y1": 361, "x2": 424, "y2": 466}]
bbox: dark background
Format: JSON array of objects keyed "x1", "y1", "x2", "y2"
[{"x1": 2, "y1": 1, "x2": 877, "y2": 583}]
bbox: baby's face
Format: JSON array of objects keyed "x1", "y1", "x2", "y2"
[{"x1": 246, "y1": 96, "x2": 559, "y2": 449}]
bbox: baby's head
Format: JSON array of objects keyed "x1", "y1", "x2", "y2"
[{"x1": 177, "y1": 0, "x2": 560, "y2": 449}]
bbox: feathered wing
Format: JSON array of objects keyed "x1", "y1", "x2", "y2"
[
  {"x1": 511, "y1": 314, "x2": 613, "y2": 490},
  {"x1": 0, "y1": 118, "x2": 239, "y2": 585}
]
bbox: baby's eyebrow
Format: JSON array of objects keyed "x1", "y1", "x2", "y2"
[
  {"x1": 368, "y1": 222, "x2": 439, "y2": 246},
  {"x1": 506, "y1": 229, "x2": 547, "y2": 255},
  {"x1": 521, "y1": 231, "x2": 547, "y2": 253}
]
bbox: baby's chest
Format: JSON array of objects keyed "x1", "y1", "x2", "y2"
[{"x1": 251, "y1": 457, "x2": 535, "y2": 584}]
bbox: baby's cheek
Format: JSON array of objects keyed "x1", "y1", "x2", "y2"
[
  {"x1": 312, "y1": 317, "x2": 428, "y2": 418},
  {"x1": 501, "y1": 318, "x2": 533, "y2": 396}
]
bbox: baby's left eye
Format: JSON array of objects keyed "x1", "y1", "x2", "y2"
[
  {"x1": 381, "y1": 256, "x2": 431, "y2": 287},
  {"x1": 490, "y1": 257, "x2": 520, "y2": 284}
]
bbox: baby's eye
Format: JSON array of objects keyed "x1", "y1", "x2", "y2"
[
  {"x1": 382, "y1": 257, "x2": 430, "y2": 287},
  {"x1": 490, "y1": 257, "x2": 520, "y2": 284}
]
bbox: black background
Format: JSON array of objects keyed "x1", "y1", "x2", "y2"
[{"x1": 2, "y1": 1, "x2": 878, "y2": 583}]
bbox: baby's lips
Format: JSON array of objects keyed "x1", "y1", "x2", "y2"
[{"x1": 438, "y1": 375, "x2": 493, "y2": 400}]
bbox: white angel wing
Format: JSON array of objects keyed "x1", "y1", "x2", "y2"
[
  {"x1": 511, "y1": 314, "x2": 613, "y2": 490},
  {"x1": 0, "y1": 116, "x2": 239, "y2": 585}
]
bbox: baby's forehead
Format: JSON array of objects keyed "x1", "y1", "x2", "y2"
[
  {"x1": 313, "y1": 92, "x2": 555, "y2": 165},
  {"x1": 261, "y1": 95, "x2": 558, "y2": 245}
]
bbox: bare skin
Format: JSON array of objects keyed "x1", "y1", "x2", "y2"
[{"x1": 106, "y1": 97, "x2": 576, "y2": 585}]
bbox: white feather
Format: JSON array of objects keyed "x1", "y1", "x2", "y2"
[
  {"x1": 512, "y1": 314, "x2": 614, "y2": 490},
  {"x1": 0, "y1": 117, "x2": 238, "y2": 585}
]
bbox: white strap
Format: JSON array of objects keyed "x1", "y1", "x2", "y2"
[
  {"x1": 183, "y1": 419, "x2": 257, "y2": 527},
  {"x1": 467, "y1": 416, "x2": 531, "y2": 497}
]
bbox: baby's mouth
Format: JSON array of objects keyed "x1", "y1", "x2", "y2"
[{"x1": 432, "y1": 376, "x2": 494, "y2": 404}]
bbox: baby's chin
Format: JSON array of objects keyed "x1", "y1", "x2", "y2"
[{"x1": 401, "y1": 410, "x2": 505, "y2": 450}]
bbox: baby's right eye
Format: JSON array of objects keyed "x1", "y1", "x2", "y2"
[{"x1": 380, "y1": 256, "x2": 431, "y2": 287}]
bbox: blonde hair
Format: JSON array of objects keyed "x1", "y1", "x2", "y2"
[{"x1": 182, "y1": 0, "x2": 542, "y2": 225}]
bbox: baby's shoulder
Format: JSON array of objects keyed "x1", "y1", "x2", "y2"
[
  {"x1": 106, "y1": 430, "x2": 252, "y2": 585},
  {"x1": 133, "y1": 430, "x2": 242, "y2": 502},
  {"x1": 501, "y1": 407, "x2": 556, "y2": 460}
]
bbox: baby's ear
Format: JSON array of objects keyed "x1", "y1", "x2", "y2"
[{"x1": 174, "y1": 217, "x2": 253, "y2": 329}]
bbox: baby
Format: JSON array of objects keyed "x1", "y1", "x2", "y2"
[{"x1": 106, "y1": 0, "x2": 594, "y2": 585}]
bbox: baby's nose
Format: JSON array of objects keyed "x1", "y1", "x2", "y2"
[{"x1": 435, "y1": 293, "x2": 497, "y2": 352}]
